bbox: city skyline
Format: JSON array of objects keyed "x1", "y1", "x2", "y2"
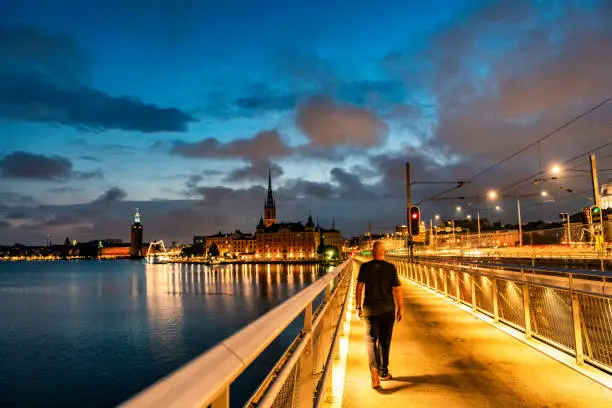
[{"x1": 1, "y1": 0, "x2": 612, "y2": 245}]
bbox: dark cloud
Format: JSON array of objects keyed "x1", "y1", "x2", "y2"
[
  {"x1": 4, "y1": 211, "x2": 31, "y2": 220},
  {"x1": 297, "y1": 97, "x2": 388, "y2": 148},
  {"x1": 0, "y1": 220, "x2": 10, "y2": 229},
  {"x1": 172, "y1": 130, "x2": 292, "y2": 161},
  {"x1": 93, "y1": 187, "x2": 127, "y2": 204},
  {"x1": 0, "y1": 192, "x2": 38, "y2": 207},
  {"x1": 0, "y1": 151, "x2": 100, "y2": 181},
  {"x1": 46, "y1": 187, "x2": 86, "y2": 194},
  {"x1": 0, "y1": 27, "x2": 195, "y2": 132},
  {"x1": 225, "y1": 160, "x2": 284, "y2": 183},
  {"x1": 0, "y1": 73, "x2": 196, "y2": 132},
  {"x1": 79, "y1": 156, "x2": 102, "y2": 163},
  {"x1": 383, "y1": 0, "x2": 612, "y2": 161}
]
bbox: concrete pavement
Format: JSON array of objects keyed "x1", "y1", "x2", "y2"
[{"x1": 342, "y1": 279, "x2": 612, "y2": 408}]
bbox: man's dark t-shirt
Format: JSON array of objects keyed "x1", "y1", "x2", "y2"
[{"x1": 358, "y1": 260, "x2": 401, "y2": 316}]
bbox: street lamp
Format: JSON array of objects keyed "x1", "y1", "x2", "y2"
[{"x1": 551, "y1": 164, "x2": 562, "y2": 176}]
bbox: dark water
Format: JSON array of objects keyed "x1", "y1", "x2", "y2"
[{"x1": 0, "y1": 261, "x2": 326, "y2": 407}]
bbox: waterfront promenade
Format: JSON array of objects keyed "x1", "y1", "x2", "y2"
[{"x1": 342, "y1": 279, "x2": 612, "y2": 407}]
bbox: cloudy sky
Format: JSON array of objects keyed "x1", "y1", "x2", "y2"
[{"x1": 1, "y1": 0, "x2": 611, "y2": 245}]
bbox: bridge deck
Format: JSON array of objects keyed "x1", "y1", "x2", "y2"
[{"x1": 342, "y1": 280, "x2": 612, "y2": 407}]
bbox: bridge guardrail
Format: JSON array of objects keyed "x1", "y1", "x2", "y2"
[
  {"x1": 387, "y1": 255, "x2": 612, "y2": 376},
  {"x1": 120, "y1": 259, "x2": 353, "y2": 408}
]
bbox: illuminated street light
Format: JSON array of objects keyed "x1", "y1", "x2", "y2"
[
  {"x1": 488, "y1": 190, "x2": 498, "y2": 199},
  {"x1": 541, "y1": 191, "x2": 548, "y2": 197},
  {"x1": 466, "y1": 214, "x2": 472, "y2": 220},
  {"x1": 495, "y1": 206, "x2": 501, "y2": 211},
  {"x1": 434, "y1": 214, "x2": 440, "y2": 220},
  {"x1": 456, "y1": 206, "x2": 462, "y2": 212},
  {"x1": 551, "y1": 164, "x2": 561, "y2": 175}
]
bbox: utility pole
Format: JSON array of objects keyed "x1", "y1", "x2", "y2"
[
  {"x1": 406, "y1": 162, "x2": 414, "y2": 259},
  {"x1": 368, "y1": 220, "x2": 372, "y2": 251},
  {"x1": 517, "y1": 197, "x2": 523, "y2": 247},
  {"x1": 590, "y1": 154, "x2": 601, "y2": 207}
]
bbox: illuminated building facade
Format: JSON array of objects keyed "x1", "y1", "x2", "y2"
[
  {"x1": 205, "y1": 231, "x2": 233, "y2": 256},
  {"x1": 253, "y1": 172, "x2": 343, "y2": 259},
  {"x1": 602, "y1": 182, "x2": 612, "y2": 210},
  {"x1": 130, "y1": 209, "x2": 143, "y2": 258}
]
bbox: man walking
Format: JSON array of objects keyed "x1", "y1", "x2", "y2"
[{"x1": 355, "y1": 241, "x2": 403, "y2": 388}]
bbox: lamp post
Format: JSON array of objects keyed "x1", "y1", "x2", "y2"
[{"x1": 488, "y1": 190, "x2": 549, "y2": 248}]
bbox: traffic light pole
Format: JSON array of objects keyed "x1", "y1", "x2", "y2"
[{"x1": 406, "y1": 162, "x2": 413, "y2": 259}]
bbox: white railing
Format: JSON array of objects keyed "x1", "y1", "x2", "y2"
[{"x1": 121, "y1": 259, "x2": 354, "y2": 408}]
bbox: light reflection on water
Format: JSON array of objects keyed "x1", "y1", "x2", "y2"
[{"x1": 0, "y1": 261, "x2": 323, "y2": 408}]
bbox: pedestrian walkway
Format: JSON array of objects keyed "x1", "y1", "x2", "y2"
[{"x1": 342, "y1": 279, "x2": 612, "y2": 407}]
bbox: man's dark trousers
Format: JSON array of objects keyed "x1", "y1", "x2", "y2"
[{"x1": 363, "y1": 311, "x2": 395, "y2": 376}]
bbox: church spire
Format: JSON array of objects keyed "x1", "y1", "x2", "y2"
[
  {"x1": 263, "y1": 168, "x2": 277, "y2": 227},
  {"x1": 265, "y1": 168, "x2": 274, "y2": 208}
]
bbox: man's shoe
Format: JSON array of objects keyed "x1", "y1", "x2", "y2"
[
  {"x1": 370, "y1": 368, "x2": 381, "y2": 388},
  {"x1": 380, "y1": 372, "x2": 393, "y2": 381}
]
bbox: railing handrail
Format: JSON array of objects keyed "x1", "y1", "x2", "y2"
[
  {"x1": 121, "y1": 259, "x2": 351, "y2": 408},
  {"x1": 388, "y1": 255, "x2": 610, "y2": 279}
]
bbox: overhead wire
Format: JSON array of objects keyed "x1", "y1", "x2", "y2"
[{"x1": 416, "y1": 96, "x2": 612, "y2": 204}]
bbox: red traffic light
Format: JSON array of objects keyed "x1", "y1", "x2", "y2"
[{"x1": 408, "y1": 206, "x2": 420, "y2": 236}]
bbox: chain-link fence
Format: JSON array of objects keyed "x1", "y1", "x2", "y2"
[{"x1": 387, "y1": 255, "x2": 612, "y2": 375}]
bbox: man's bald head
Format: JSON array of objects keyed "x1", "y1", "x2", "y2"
[{"x1": 373, "y1": 241, "x2": 385, "y2": 260}]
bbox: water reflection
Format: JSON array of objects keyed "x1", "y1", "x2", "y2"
[{"x1": 140, "y1": 263, "x2": 322, "y2": 337}]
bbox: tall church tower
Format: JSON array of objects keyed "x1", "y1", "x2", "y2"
[{"x1": 264, "y1": 170, "x2": 276, "y2": 227}]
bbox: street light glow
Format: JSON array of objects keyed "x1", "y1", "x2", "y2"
[
  {"x1": 551, "y1": 164, "x2": 561, "y2": 175},
  {"x1": 495, "y1": 206, "x2": 501, "y2": 211},
  {"x1": 541, "y1": 191, "x2": 548, "y2": 196},
  {"x1": 488, "y1": 190, "x2": 498, "y2": 199},
  {"x1": 456, "y1": 206, "x2": 462, "y2": 212},
  {"x1": 466, "y1": 214, "x2": 472, "y2": 220},
  {"x1": 434, "y1": 214, "x2": 440, "y2": 220}
]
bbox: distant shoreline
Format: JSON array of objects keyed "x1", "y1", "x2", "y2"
[{"x1": 1, "y1": 257, "x2": 341, "y2": 266}]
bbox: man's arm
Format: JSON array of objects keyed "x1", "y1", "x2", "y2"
[
  {"x1": 355, "y1": 281, "x2": 364, "y2": 319},
  {"x1": 391, "y1": 267, "x2": 403, "y2": 321},
  {"x1": 355, "y1": 263, "x2": 367, "y2": 319},
  {"x1": 393, "y1": 286, "x2": 403, "y2": 321}
]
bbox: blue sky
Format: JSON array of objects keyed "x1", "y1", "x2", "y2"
[{"x1": 1, "y1": 0, "x2": 611, "y2": 244}]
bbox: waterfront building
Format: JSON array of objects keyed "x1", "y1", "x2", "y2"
[
  {"x1": 191, "y1": 171, "x2": 344, "y2": 260},
  {"x1": 130, "y1": 209, "x2": 143, "y2": 258},
  {"x1": 205, "y1": 231, "x2": 233, "y2": 256}
]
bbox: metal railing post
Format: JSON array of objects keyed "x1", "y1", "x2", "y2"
[
  {"x1": 471, "y1": 274, "x2": 477, "y2": 312},
  {"x1": 426, "y1": 265, "x2": 431, "y2": 288},
  {"x1": 492, "y1": 278, "x2": 499, "y2": 323},
  {"x1": 522, "y1": 270, "x2": 532, "y2": 339},
  {"x1": 210, "y1": 387, "x2": 229, "y2": 408},
  {"x1": 569, "y1": 274, "x2": 585, "y2": 365},
  {"x1": 455, "y1": 271, "x2": 461, "y2": 302},
  {"x1": 420, "y1": 264, "x2": 425, "y2": 285},
  {"x1": 298, "y1": 302, "x2": 315, "y2": 408},
  {"x1": 442, "y1": 267, "x2": 448, "y2": 297}
]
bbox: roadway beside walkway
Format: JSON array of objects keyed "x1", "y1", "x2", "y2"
[{"x1": 342, "y1": 279, "x2": 612, "y2": 407}]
